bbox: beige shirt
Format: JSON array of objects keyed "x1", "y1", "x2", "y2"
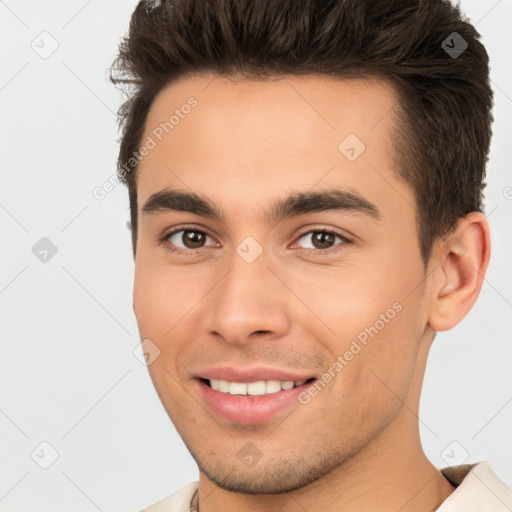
[{"x1": 141, "y1": 461, "x2": 512, "y2": 511}]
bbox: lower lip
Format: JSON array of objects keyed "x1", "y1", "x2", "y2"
[{"x1": 195, "y1": 379, "x2": 314, "y2": 424}]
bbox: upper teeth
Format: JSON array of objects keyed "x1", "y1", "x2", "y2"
[{"x1": 209, "y1": 379, "x2": 307, "y2": 395}]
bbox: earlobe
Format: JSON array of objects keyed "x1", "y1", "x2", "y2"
[{"x1": 428, "y1": 212, "x2": 491, "y2": 332}]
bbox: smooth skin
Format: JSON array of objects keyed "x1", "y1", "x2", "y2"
[{"x1": 133, "y1": 73, "x2": 490, "y2": 512}]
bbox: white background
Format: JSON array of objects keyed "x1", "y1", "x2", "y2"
[{"x1": 0, "y1": 1, "x2": 511, "y2": 510}]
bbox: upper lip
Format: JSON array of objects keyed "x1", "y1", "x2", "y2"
[{"x1": 195, "y1": 366, "x2": 316, "y2": 383}]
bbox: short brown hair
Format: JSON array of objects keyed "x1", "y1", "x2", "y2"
[{"x1": 110, "y1": 0, "x2": 493, "y2": 264}]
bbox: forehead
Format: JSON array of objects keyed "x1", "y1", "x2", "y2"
[
  {"x1": 142, "y1": 73, "x2": 398, "y2": 150},
  {"x1": 136, "y1": 73, "x2": 412, "y2": 223}
]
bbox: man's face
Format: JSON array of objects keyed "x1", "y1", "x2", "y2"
[{"x1": 133, "y1": 74, "x2": 434, "y2": 493}]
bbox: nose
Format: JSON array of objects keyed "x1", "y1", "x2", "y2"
[{"x1": 205, "y1": 248, "x2": 292, "y2": 346}]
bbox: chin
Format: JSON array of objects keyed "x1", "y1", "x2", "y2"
[{"x1": 190, "y1": 446, "x2": 348, "y2": 495}]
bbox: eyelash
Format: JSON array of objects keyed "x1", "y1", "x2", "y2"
[{"x1": 159, "y1": 225, "x2": 352, "y2": 257}]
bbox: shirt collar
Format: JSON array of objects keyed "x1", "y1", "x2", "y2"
[{"x1": 436, "y1": 461, "x2": 512, "y2": 511}]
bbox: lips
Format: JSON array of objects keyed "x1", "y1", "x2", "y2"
[{"x1": 193, "y1": 366, "x2": 317, "y2": 424}]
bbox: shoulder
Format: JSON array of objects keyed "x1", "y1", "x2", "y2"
[
  {"x1": 437, "y1": 461, "x2": 512, "y2": 511},
  {"x1": 140, "y1": 481, "x2": 199, "y2": 512}
]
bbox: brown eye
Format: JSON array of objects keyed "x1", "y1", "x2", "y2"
[
  {"x1": 311, "y1": 232, "x2": 336, "y2": 249},
  {"x1": 165, "y1": 229, "x2": 215, "y2": 251},
  {"x1": 297, "y1": 230, "x2": 344, "y2": 250}
]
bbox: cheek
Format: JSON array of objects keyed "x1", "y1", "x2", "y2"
[
  {"x1": 133, "y1": 263, "x2": 185, "y2": 394},
  {"x1": 289, "y1": 262, "x2": 422, "y2": 406},
  {"x1": 308, "y1": 311, "x2": 420, "y2": 449},
  {"x1": 133, "y1": 259, "x2": 198, "y2": 338},
  {"x1": 282, "y1": 261, "x2": 401, "y2": 340},
  {"x1": 133, "y1": 263, "x2": 193, "y2": 418},
  {"x1": 133, "y1": 259, "x2": 214, "y2": 391}
]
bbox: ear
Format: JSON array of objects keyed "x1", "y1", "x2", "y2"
[{"x1": 428, "y1": 212, "x2": 491, "y2": 332}]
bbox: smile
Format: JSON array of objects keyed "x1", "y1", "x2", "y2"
[{"x1": 206, "y1": 378, "x2": 309, "y2": 395}]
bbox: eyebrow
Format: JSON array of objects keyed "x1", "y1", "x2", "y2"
[{"x1": 141, "y1": 187, "x2": 381, "y2": 224}]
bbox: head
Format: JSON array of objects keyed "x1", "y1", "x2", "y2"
[{"x1": 111, "y1": 0, "x2": 493, "y2": 496}]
